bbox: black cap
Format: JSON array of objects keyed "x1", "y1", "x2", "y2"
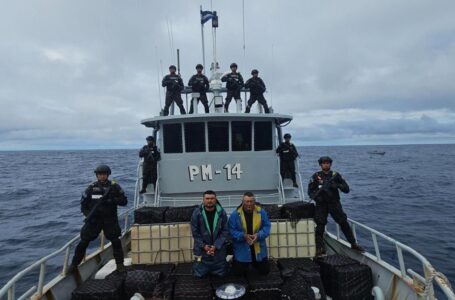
[
  {"x1": 284, "y1": 133, "x2": 291, "y2": 139},
  {"x1": 318, "y1": 156, "x2": 333, "y2": 165},
  {"x1": 251, "y1": 69, "x2": 259, "y2": 75},
  {"x1": 196, "y1": 64, "x2": 203, "y2": 70},
  {"x1": 146, "y1": 136, "x2": 154, "y2": 141},
  {"x1": 230, "y1": 63, "x2": 238, "y2": 68},
  {"x1": 169, "y1": 65, "x2": 176, "y2": 70},
  {"x1": 94, "y1": 164, "x2": 111, "y2": 175}
]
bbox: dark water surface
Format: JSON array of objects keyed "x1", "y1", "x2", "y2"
[{"x1": 0, "y1": 145, "x2": 454, "y2": 295}]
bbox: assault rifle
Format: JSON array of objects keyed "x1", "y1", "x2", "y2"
[
  {"x1": 84, "y1": 185, "x2": 112, "y2": 223},
  {"x1": 311, "y1": 176, "x2": 338, "y2": 201}
]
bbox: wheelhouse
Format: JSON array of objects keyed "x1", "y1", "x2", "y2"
[{"x1": 140, "y1": 113, "x2": 302, "y2": 208}]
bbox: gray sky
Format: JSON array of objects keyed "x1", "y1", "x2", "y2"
[{"x1": 1, "y1": 0, "x2": 454, "y2": 150}]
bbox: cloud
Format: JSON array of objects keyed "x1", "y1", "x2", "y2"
[
  {"x1": 0, "y1": 0, "x2": 455, "y2": 149},
  {"x1": 288, "y1": 109, "x2": 455, "y2": 145}
]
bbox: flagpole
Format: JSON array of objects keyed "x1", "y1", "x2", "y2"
[{"x1": 200, "y1": 6, "x2": 206, "y2": 68}]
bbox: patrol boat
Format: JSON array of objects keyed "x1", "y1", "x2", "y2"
[{"x1": 1, "y1": 14, "x2": 455, "y2": 300}]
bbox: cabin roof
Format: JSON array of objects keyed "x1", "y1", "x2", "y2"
[{"x1": 141, "y1": 113, "x2": 292, "y2": 128}]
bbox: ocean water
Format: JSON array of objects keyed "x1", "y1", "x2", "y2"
[{"x1": 0, "y1": 145, "x2": 454, "y2": 296}]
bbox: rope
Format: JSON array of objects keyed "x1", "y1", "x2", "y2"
[{"x1": 421, "y1": 267, "x2": 454, "y2": 298}]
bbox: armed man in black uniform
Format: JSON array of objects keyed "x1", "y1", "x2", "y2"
[
  {"x1": 308, "y1": 156, "x2": 364, "y2": 256},
  {"x1": 221, "y1": 63, "x2": 244, "y2": 112},
  {"x1": 68, "y1": 165, "x2": 128, "y2": 273},
  {"x1": 162, "y1": 65, "x2": 186, "y2": 116},
  {"x1": 276, "y1": 133, "x2": 299, "y2": 187},
  {"x1": 188, "y1": 64, "x2": 210, "y2": 114},
  {"x1": 244, "y1": 69, "x2": 270, "y2": 113},
  {"x1": 139, "y1": 136, "x2": 161, "y2": 193}
]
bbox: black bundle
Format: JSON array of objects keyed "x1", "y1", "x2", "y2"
[
  {"x1": 316, "y1": 255, "x2": 373, "y2": 300},
  {"x1": 281, "y1": 201, "x2": 315, "y2": 220},
  {"x1": 124, "y1": 270, "x2": 162, "y2": 299},
  {"x1": 164, "y1": 205, "x2": 198, "y2": 222},
  {"x1": 71, "y1": 277, "x2": 123, "y2": 300},
  {"x1": 134, "y1": 206, "x2": 168, "y2": 224}
]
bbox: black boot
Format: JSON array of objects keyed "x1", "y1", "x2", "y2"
[
  {"x1": 116, "y1": 263, "x2": 126, "y2": 273},
  {"x1": 351, "y1": 243, "x2": 365, "y2": 252},
  {"x1": 315, "y1": 247, "x2": 326, "y2": 257},
  {"x1": 66, "y1": 263, "x2": 77, "y2": 275}
]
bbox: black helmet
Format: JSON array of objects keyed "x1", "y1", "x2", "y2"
[
  {"x1": 169, "y1": 65, "x2": 176, "y2": 70},
  {"x1": 318, "y1": 156, "x2": 333, "y2": 165},
  {"x1": 251, "y1": 69, "x2": 259, "y2": 75},
  {"x1": 230, "y1": 63, "x2": 238, "y2": 68},
  {"x1": 284, "y1": 133, "x2": 291, "y2": 139},
  {"x1": 146, "y1": 136, "x2": 154, "y2": 141},
  {"x1": 94, "y1": 164, "x2": 111, "y2": 175},
  {"x1": 196, "y1": 64, "x2": 203, "y2": 70}
]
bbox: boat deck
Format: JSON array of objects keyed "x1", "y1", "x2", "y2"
[{"x1": 76, "y1": 255, "x2": 367, "y2": 300}]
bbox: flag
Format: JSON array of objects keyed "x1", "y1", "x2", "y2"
[{"x1": 201, "y1": 10, "x2": 213, "y2": 25}]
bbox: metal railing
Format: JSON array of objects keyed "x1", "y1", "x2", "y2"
[
  {"x1": 328, "y1": 219, "x2": 455, "y2": 299},
  {"x1": 294, "y1": 157, "x2": 305, "y2": 201},
  {"x1": 158, "y1": 193, "x2": 281, "y2": 211},
  {"x1": 154, "y1": 163, "x2": 161, "y2": 207},
  {"x1": 133, "y1": 159, "x2": 142, "y2": 209},
  {"x1": 0, "y1": 207, "x2": 135, "y2": 300},
  {"x1": 276, "y1": 156, "x2": 286, "y2": 203}
]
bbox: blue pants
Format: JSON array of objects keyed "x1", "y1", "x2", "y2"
[{"x1": 193, "y1": 256, "x2": 228, "y2": 278}]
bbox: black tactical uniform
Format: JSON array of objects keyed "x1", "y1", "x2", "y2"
[
  {"x1": 221, "y1": 65, "x2": 244, "y2": 112},
  {"x1": 308, "y1": 157, "x2": 363, "y2": 255},
  {"x1": 244, "y1": 70, "x2": 270, "y2": 113},
  {"x1": 69, "y1": 166, "x2": 128, "y2": 271},
  {"x1": 276, "y1": 136, "x2": 299, "y2": 187},
  {"x1": 162, "y1": 67, "x2": 186, "y2": 116},
  {"x1": 139, "y1": 137, "x2": 161, "y2": 193},
  {"x1": 188, "y1": 73, "x2": 210, "y2": 113}
]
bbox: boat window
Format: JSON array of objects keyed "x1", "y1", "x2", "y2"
[
  {"x1": 163, "y1": 123, "x2": 182, "y2": 153},
  {"x1": 208, "y1": 122, "x2": 229, "y2": 152},
  {"x1": 232, "y1": 121, "x2": 252, "y2": 151},
  {"x1": 254, "y1": 121, "x2": 273, "y2": 151},
  {"x1": 185, "y1": 122, "x2": 206, "y2": 152}
]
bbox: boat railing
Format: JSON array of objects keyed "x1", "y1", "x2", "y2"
[
  {"x1": 158, "y1": 193, "x2": 281, "y2": 210},
  {"x1": 154, "y1": 162, "x2": 161, "y2": 206},
  {"x1": 294, "y1": 157, "x2": 305, "y2": 201},
  {"x1": 177, "y1": 87, "x2": 268, "y2": 115},
  {"x1": 276, "y1": 156, "x2": 285, "y2": 204},
  {"x1": 0, "y1": 207, "x2": 136, "y2": 300},
  {"x1": 133, "y1": 159, "x2": 142, "y2": 209},
  {"x1": 328, "y1": 219, "x2": 455, "y2": 299}
]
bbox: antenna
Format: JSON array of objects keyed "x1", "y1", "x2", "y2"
[
  {"x1": 242, "y1": 0, "x2": 246, "y2": 57},
  {"x1": 166, "y1": 18, "x2": 175, "y2": 62},
  {"x1": 270, "y1": 44, "x2": 274, "y2": 107},
  {"x1": 155, "y1": 46, "x2": 162, "y2": 109},
  {"x1": 177, "y1": 49, "x2": 180, "y2": 75}
]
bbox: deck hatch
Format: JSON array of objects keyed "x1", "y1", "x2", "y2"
[{"x1": 163, "y1": 123, "x2": 183, "y2": 153}]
